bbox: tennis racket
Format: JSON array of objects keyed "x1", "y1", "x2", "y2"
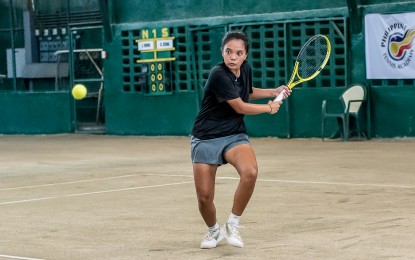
[{"x1": 274, "y1": 34, "x2": 331, "y2": 102}]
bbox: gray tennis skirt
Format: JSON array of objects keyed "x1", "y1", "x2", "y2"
[{"x1": 190, "y1": 133, "x2": 249, "y2": 165}]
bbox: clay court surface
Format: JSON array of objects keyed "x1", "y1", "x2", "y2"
[{"x1": 0, "y1": 134, "x2": 414, "y2": 260}]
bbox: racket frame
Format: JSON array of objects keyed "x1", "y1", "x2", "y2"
[{"x1": 274, "y1": 34, "x2": 331, "y2": 102}]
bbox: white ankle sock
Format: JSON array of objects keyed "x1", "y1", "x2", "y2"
[
  {"x1": 228, "y1": 213, "x2": 240, "y2": 226},
  {"x1": 208, "y1": 223, "x2": 220, "y2": 232}
]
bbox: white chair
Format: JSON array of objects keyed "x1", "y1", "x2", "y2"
[{"x1": 322, "y1": 84, "x2": 367, "y2": 141}]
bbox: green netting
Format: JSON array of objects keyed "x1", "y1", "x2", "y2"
[{"x1": 230, "y1": 18, "x2": 347, "y2": 89}]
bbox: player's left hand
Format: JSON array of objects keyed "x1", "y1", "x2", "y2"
[{"x1": 274, "y1": 85, "x2": 291, "y2": 99}]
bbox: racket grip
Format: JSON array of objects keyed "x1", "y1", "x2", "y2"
[{"x1": 273, "y1": 90, "x2": 285, "y2": 102}]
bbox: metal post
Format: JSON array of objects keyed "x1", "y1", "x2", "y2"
[
  {"x1": 9, "y1": 0, "x2": 16, "y2": 91},
  {"x1": 67, "y1": 0, "x2": 73, "y2": 89},
  {"x1": 98, "y1": 0, "x2": 112, "y2": 42},
  {"x1": 347, "y1": 0, "x2": 362, "y2": 34}
]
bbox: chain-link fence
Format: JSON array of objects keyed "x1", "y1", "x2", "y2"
[{"x1": 0, "y1": 0, "x2": 102, "y2": 93}]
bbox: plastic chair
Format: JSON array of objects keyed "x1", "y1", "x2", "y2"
[{"x1": 322, "y1": 84, "x2": 367, "y2": 141}]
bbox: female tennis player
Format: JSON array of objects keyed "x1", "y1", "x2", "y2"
[{"x1": 191, "y1": 31, "x2": 291, "y2": 249}]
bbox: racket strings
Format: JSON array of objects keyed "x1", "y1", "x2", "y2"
[{"x1": 297, "y1": 36, "x2": 329, "y2": 79}]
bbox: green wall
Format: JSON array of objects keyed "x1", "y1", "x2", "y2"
[
  {"x1": 370, "y1": 87, "x2": 415, "y2": 138},
  {"x1": 0, "y1": 92, "x2": 72, "y2": 134},
  {"x1": 0, "y1": 0, "x2": 414, "y2": 137},
  {"x1": 105, "y1": 93, "x2": 198, "y2": 135},
  {"x1": 113, "y1": 0, "x2": 345, "y2": 24}
]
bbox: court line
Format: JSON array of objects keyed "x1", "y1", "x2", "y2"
[
  {"x1": 2, "y1": 173, "x2": 413, "y2": 206},
  {"x1": 0, "y1": 174, "x2": 138, "y2": 191},
  {"x1": 145, "y1": 173, "x2": 415, "y2": 189},
  {"x1": 0, "y1": 181, "x2": 193, "y2": 206},
  {"x1": 237, "y1": 177, "x2": 415, "y2": 189},
  {"x1": 0, "y1": 254, "x2": 45, "y2": 260}
]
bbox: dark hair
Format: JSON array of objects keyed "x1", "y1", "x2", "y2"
[{"x1": 221, "y1": 31, "x2": 249, "y2": 53}]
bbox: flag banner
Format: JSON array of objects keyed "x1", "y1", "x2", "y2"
[{"x1": 365, "y1": 12, "x2": 415, "y2": 79}]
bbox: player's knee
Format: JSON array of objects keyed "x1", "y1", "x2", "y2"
[
  {"x1": 241, "y1": 167, "x2": 258, "y2": 183},
  {"x1": 197, "y1": 191, "x2": 213, "y2": 206}
]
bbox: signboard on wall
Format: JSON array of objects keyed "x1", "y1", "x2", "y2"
[
  {"x1": 135, "y1": 28, "x2": 175, "y2": 63},
  {"x1": 135, "y1": 28, "x2": 175, "y2": 95},
  {"x1": 365, "y1": 12, "x2": 415, "y2": 79}
]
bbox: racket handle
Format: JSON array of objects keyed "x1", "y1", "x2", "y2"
[{"x1": 273, "y1": 90, "x2": 286, "y2": 102}]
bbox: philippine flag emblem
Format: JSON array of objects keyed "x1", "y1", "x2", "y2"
[
  {"x1": 388, "y1": 29, "x2": 415, "y2": 61},
  {"x1": 365, "y1": 12, "x2": 415, "y2": 79}
]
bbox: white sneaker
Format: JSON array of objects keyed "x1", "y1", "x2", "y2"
[
  {"x1": 200, "y1": 227, "x2": 224, "y2": 249},
  {"x1": 222, "y1": 222, "x2": 243, "y2": 248}
]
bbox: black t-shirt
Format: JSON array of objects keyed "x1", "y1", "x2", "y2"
[{"x1": 191, "y1": 61, "x2": 253, "y2": 140}]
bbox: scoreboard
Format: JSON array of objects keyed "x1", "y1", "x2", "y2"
[{"x1": 135, "y1": 28, "x2": 175, "y2": 95}]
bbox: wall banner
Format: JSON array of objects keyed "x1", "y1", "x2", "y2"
[{"x1": 365, "y1": 12, "x2": 415, "y2": 79}]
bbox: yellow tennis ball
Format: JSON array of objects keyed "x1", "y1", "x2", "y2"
[{"x1": 72, "y1": 84, "x2": 87, "y2": 100}]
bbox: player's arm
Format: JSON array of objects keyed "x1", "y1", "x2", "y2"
[
  {"x1": 227, "y1": 97, "x2": 281, "y2": 115},
  {"x1": 249, "y1": 86, "x2": 291, "y2": 101}
]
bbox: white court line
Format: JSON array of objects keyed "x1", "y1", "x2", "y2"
[
  {"x1": 233, "y1": 177, "x2": 415, "y2": 189},
  {"x1": 0, "y1": 181, "x2": 193, "y2": 206},
  {"x1": 145, "y1": 173, "x2": 415, "y2": 189},
  {"x1": 0, "y1": 174, "x2": 138, "y2": 191},
  {"x1": 0, "y1": 254, "x2": 45, "y2": 260},
  {"x1": 2, "y1": 173, "x2": 414, "y2": 206}
]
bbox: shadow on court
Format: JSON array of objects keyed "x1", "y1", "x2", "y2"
[{"x1": 0, "y1": 135, "x2": 415, "y2": 259}]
